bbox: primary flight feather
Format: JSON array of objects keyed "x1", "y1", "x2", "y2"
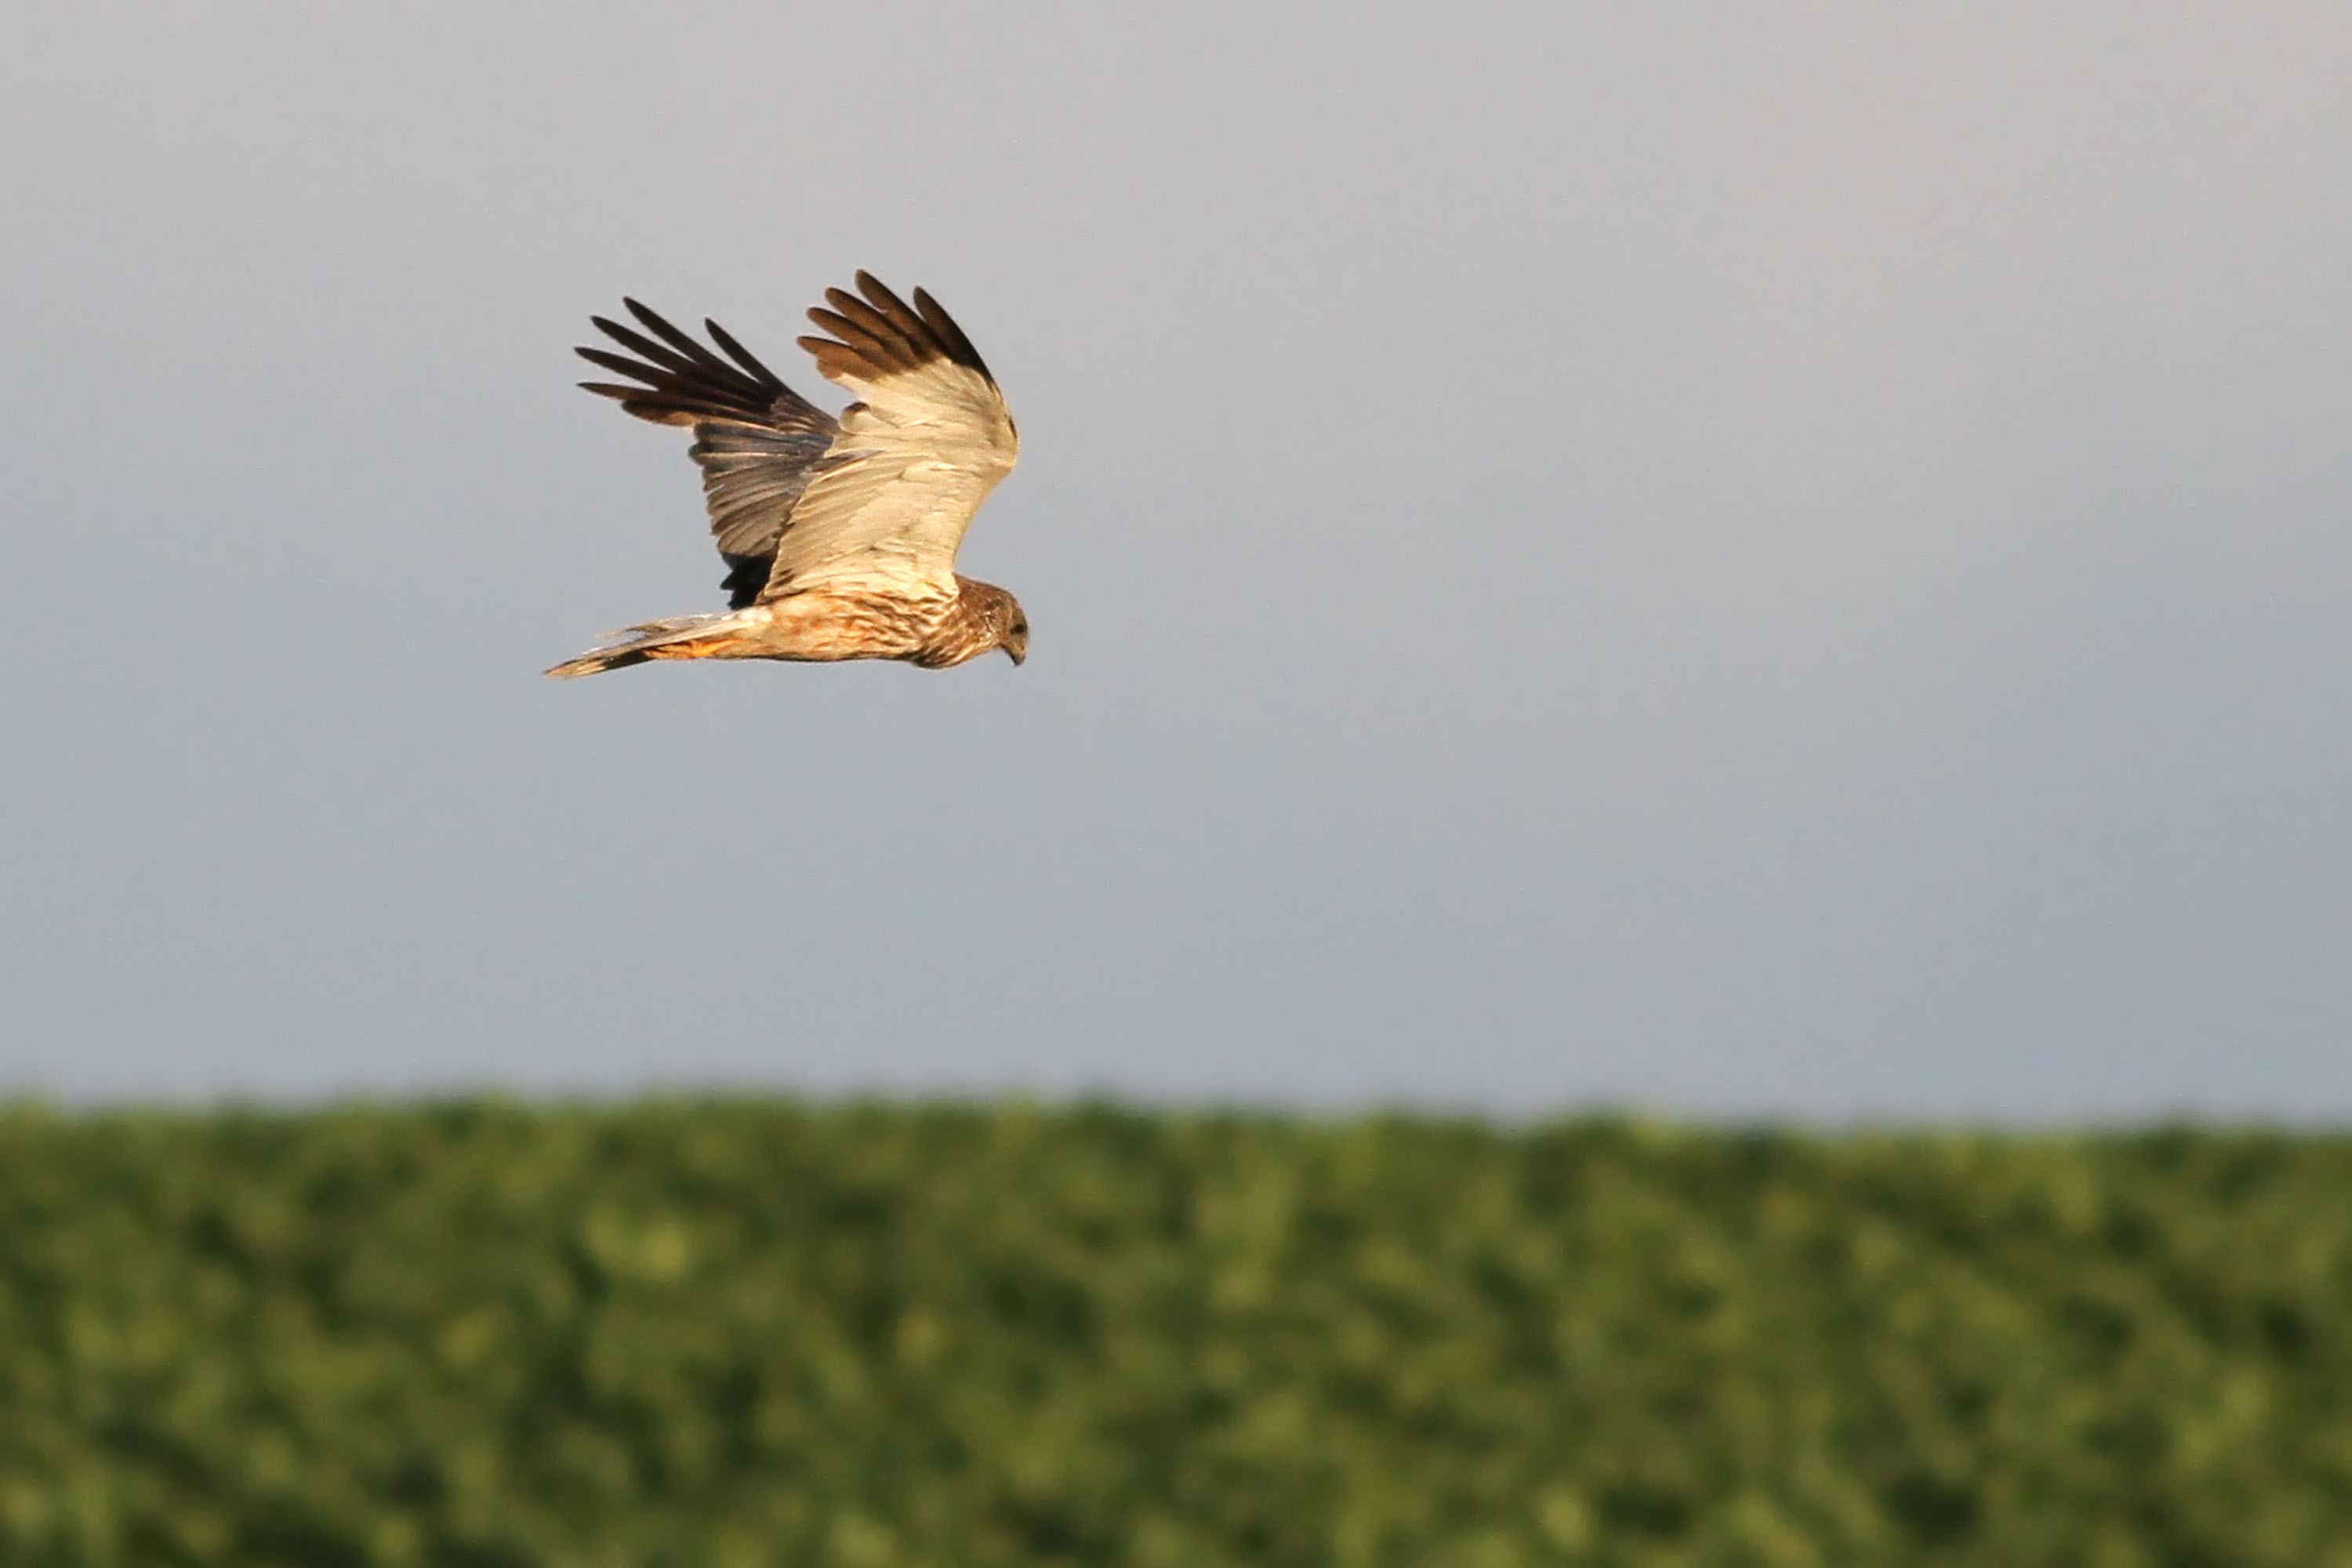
[{"x1": 547, "y1": 272, "x2": 1026, "y2": 678}]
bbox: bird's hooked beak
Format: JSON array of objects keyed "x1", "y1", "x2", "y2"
[{"x1": 1003, "y1": 639, "x2": 1027, "y2": 666}]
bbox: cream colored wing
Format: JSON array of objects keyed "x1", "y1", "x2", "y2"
[{"x1": 760, "y1": 272, "x2": 1018, "y2": 600}]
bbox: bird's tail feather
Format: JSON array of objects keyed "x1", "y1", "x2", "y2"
[{"x1": 544, "y1": 614, "x2": 738, "y2": 679}]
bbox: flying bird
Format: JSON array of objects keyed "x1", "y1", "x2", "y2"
[{"x1": 546, "y1": 272, "x2": 1025, "y2": 678}]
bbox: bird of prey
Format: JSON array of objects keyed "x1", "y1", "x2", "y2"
[{"x1": 546, "y1": 272, "x2": 1025, "y2": 678}]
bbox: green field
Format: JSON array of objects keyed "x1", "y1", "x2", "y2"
[{"x1": 2, "y1": 1101, "x2": 2347, "y2": 1565}]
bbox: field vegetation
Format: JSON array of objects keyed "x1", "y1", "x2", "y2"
[{"x1": 2, "y1": 1100, "x2": 2347, "y2": 1565}]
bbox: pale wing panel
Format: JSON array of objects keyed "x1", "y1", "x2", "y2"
[{"x1": 761, "y1": 274, "x2": 1018, "y2": 598}]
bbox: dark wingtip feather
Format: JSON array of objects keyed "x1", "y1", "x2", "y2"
[
  {"x1": 851, "y1": 273, "x2": 917, "y2": 323},
  {"x1": 852, "y1": 274, "x2": 939, "y2": 361},
  {"x1": 575, "y1": 382, "x2": 699, "y2": 424},
  {"x1": 703, "y1": 318, "x2": 786, "y2": 392},
  {"x1": 578, "y1": 300, "x2": 829, "y2": 427},
  {"x1": 797, "y1": 332, "x2": 860, "y2": 383},
  {"x1": 911, "y1": 286, "x2": 993, "y2": 382},
  {"x1": 623, "y1": 298, "x2": 741, "y2": 380},
  {"x1": 588, "y1": 313, "x2": 646, "y2": 347},
  {"x1": 576, "y1": 345, "x2": 670, "y2": 385},
  {"x1": 619, "y1": 298, "x2": 705, "y2": 359},
  {"x1": 590, "y1": 313, "x2": 706, "y2": 379},
  {"x1": 822, "y1": 286, "x2": 919, "y2": 367},
  {"x1": 802, "y1": 308, "x2": 906, "y2": 377},
  {"x1": 809, "y1": 299, "x2": 869, "y2": 339},
  {"x1": 802, "y1": 272, "x2": 1001, "y2": 383}
]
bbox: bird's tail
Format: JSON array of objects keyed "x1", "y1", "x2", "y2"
[{"x1": 543, "y1": 614, "x2": 742, "y2": 679}]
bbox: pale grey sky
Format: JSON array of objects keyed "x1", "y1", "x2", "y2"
[{"x1": 3, "y1": 2, "x2": 2347, "y2": 1117}]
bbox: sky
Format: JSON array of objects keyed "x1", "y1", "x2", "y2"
[{"x1": 2, "y1": 1, "x2": 2347, "y2": 1120}]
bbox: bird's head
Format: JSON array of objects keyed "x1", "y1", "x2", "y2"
[{"x1": 956, "y1": 578, "x2": 1029, "y2": 667}]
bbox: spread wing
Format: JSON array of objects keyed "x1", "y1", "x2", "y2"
[
  {"x1": 577, "y1": 300, "x2": 840, "y2": 608},
  {"x1": 771, "y1": 271, "x2": 1018, "y2": 600}
]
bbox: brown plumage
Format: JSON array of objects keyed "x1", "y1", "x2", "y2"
[{"x1": 547, "y1": 272, "x2": 1026, "y2": 679}]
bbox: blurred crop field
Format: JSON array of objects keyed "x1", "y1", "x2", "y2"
[{"x1": 1, "y1": 1102, "x2": 2348, "y2": 1566}]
